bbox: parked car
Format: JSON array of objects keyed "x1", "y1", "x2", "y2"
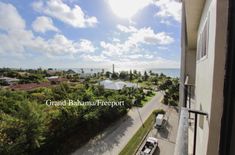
[
  {"x1": 155, "y1": 114, "x2": 164, "y2": 129},
  {"x1": 140, "y1": 137, "x2": 158, "y2": 155}
]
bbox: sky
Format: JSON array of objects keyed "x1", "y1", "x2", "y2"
[{"x1": 0, "y1": 0, "x2": 182, "y2": 69}]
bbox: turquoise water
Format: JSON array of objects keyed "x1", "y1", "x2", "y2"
[{"x1": 71, "y1": 68, "x2": 180, "y2": 78}]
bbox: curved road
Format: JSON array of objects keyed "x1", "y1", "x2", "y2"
[{"x1": 72, "y1": 92, "x2": 164, "y2": 155}]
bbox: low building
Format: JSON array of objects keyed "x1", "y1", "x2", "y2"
[
  {"x1": 0, "y1": 77, "x2": 19, "y2": 85},
  {"x1": 79, "y1": 73, "x2": 93, "y2": 79},
  {"x1": 99, "y1": 79, "x2": 138, "y2": 90},
  {"x1": 46, "y1": 69, "x2": 62, "y2": 76},
  {"x1": 10, "y1": 82, "x2": 51, "y2": 91},
  {"x1": 47, "y1": 76, "x2": 67, "y2": 84}
]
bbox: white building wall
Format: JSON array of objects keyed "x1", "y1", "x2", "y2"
[
  {"x1": 195, "y1": 0, "x2": 228, "y2": 154},
  {"x1": 195, "y1": 0, "x2": 216, "y2": 155}
]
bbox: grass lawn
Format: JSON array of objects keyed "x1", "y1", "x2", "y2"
[
  {"x1": 119, "y1": 109, "x2": 165, "y2": 155},
  {"x1": 119, "y1": 111, "x2": 155, "y2": 155},
  {"x1": 141, "y1": 92, "x2": 156, "y2": 106},
  {"x1": 139, "y1": 81, "x2": 152, "y2": 88}
]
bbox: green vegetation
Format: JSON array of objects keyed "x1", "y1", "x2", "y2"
[
  {"x1": 0, "y1": 68, "x2": 56, "y2": 84},
  {"x1": 0, "y1": 83, "x2": 133, "y2": 155},
  {"x1": 159, "y1": 77, "x2": 179, "y2": 106},
  {"x1": 119, "y1": 109, "x2": 165, "y2": 155},
  {"x1": 141, "y1": 91, "x2": 156, "y2": 106},
  {"x1": 0, "y1": 68, "x2": 179, "y2": 154}
]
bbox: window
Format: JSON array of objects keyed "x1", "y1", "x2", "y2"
[{"x1": 197, "y1": 17, "x2": 209, "y2": 61}]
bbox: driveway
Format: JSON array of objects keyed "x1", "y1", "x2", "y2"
[
  {"x1": 136, "y1": 106, "x2": 179, "y2": 155},
  {"x1": 72, "y1": 92, "x2": 164, "y2": 155}
]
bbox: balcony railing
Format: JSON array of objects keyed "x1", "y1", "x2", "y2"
[
  {"x1": 175, "y1": 75, "x2": 208, "y2": 155},
  {"x1": 184, "y1": 75, "x2": 194, "y2": 108}
]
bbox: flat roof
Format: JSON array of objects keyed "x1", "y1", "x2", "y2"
[{"x1": 156, "y1": 114, "x2": 164, "y2": 119}]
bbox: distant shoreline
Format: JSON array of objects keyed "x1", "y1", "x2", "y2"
[{"x1": 0, "y1": 67, "x2": 180, "y2": 77}]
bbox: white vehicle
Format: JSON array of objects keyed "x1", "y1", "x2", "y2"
[
  {"x1": 140, "y1": 137, "x2": 158, "y2": 155},
  {"x1": 155, "y1": 114, "x2": 164, "y2": 129}
]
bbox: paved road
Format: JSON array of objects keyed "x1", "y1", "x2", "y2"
[
  {"x1": 72, "y1": 92, "x2": 164, "y2": 155},
  {"x1": 136, "y1": 106, "x2": 179, "y2": 155}
]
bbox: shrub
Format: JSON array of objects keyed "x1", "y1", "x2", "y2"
[
  {"x1": 169, "y1": 99, "x2": 178, "y2": 106},
  {"x1": 153, "y1": 109, "x2": 166, "y2": 116},
  {"x1": 146, "y1": 90, "x2": 153, "y2": 96},
  {"x1": 162, "y1": 95, "x2": 169, "y2": 105}
]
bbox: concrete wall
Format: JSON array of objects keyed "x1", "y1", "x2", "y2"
[
  {"x1": 180, "y1": 2, "x2": 187, "y2": 108},
  {"x1": 195, "y1": 1, "x2": 215, "y2": 154},
  {"x1": 185, "y1": 49, "x2": 196, "y2": 85},
  {"x1": 194, "y1": 0, "x2": 228, "y2": 154},
  {"x1": 206, "y1": 0, "x2": 228, "y2": 154},
  {"x1": 180, "y1": 2, "x2": 197, "y2": 107}
]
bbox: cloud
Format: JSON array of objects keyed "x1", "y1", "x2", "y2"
[
  {"x1": 32, "y1": 16, "x2": 59, "y2": 33},
  {"x1": 108, "y1": 0, "x2": 152, "y2": 18},
  {"x1": 160, "y1": 19, "x2": 172, "y2": 26},
  {"x1": 127, "y1": 27, "x2": 174, "y2": 45},
  {"x1": 100, "y1": 41, "x2": 124, "y2": 57},
  {"x1": 0, "y1": 2, "x2": 25, "y2": 31},
  {"x1": 154, "y1": 0, "x2": 182, "y2": 22},
  {"x1": 116, "y1": 25, "x2": 137, "y2": 33},
  {"x1": 76, "y1": 39, "x2": 96, "y2": 53},
  {"x1": 32, "y1": 0, "x2": 98, "y2": 28},
  {"x1": 81, "y1": 54, "x2": 107, "y2": 62},
  {"x1": 108, "y1": 0, "x2": 181, "y2": 22},
  {"x1": 113, "y1": 57, "x2": 180, "y2": 69},
  {"x1": 144, "y1": 54, "x2": 154, "y2": 59},
  {"x1": 79, "y1": 56, "x2": 180, "y2": 69},
  {"x1": 127, "y1": 54, "x2": 143, "y2": 59},
  {"x1": 100, "y1": 25, "x2": 174, "y2": 57},
  {"x1": 0, "y1": 2, "x2": 95, "y2": 56},
  {"x1": 43, "y1": 35, "x2": 96, "y2": 55},
  {"x1": 112, "y1": 38, "x2": 120, "y2": 42}
]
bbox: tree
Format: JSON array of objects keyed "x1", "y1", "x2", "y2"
[
  {"x1": 111, "y1": 73, "x2": 118, "y2": 80},
  {"x1": 0, "y1": 80, "x2": 8, "y2": 86},
  {"x1": 81, "y1": 91, "x2": 93, "y2": 101},
  {"x1": 119, "y1": 71, "x2": 128, "y2": 80},
  {"x1": 146, "y1": 90, "x2": 153, "y2": 96},
  {"x1": 160, "y1": 77, "x2": 179, "y2": 106},
  {"x1": 51, "y1": 83, "x2": 70, "y2": 100},
  {"x1": 101, "y1": 69, "x2": 105, "y2": 77},
  {"x1": 151, "y1": 76, "x2": 158, "y2": 85},
  {"x1": 129, "y1": 70, "x2": 133, "y2": 81},
  {"x1": 0, "y1": 101, "x2": 48, "y2": 154},
  {"x1": 81, "y1": 68, "x2": 84, "y2": 74},
  {"x1": 159, "y1": 79, "x2": 173, "y2": 91},
  {"x1": 133, "y1": 70, "x2": 137, "y2": 75},
  {"x1": 0, "y1": 114, "x2": 26, "y2": 155},
  {"x1": 93, "y1": 85, "x2": 105, "y2": 96},
  {"x1": 162, "y1": 93, "x2": 170, "y2": 105},
  {"x1": 66, "y1": 69, "x2": 76, "y2": 74},
  {"x1": 135, "y1": 94, "x2": 142, "y2": 105},
  {"x1": 0, "y1": 68, "x2": 140, "y2": 154},
  {"x1": 20, "y1": 102, "x2": 48, "y2": 152},
  {"x1": 144, "y1": 71, "x2": 149, "y2": 81},
  {"x1": 105, "y1": 71, "x2": 111, "y2": 78}
]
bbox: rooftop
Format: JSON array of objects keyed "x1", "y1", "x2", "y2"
[
  {"x1": 10, "y1": 82, "x2": 51, "y2": 91},
  {"x1": 100, "y1": 79, "x2": 138, "y2": 90}
]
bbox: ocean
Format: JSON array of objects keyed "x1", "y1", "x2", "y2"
[{"x1": 71, "y1": 68, "x2": 180, "y2": 78}]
